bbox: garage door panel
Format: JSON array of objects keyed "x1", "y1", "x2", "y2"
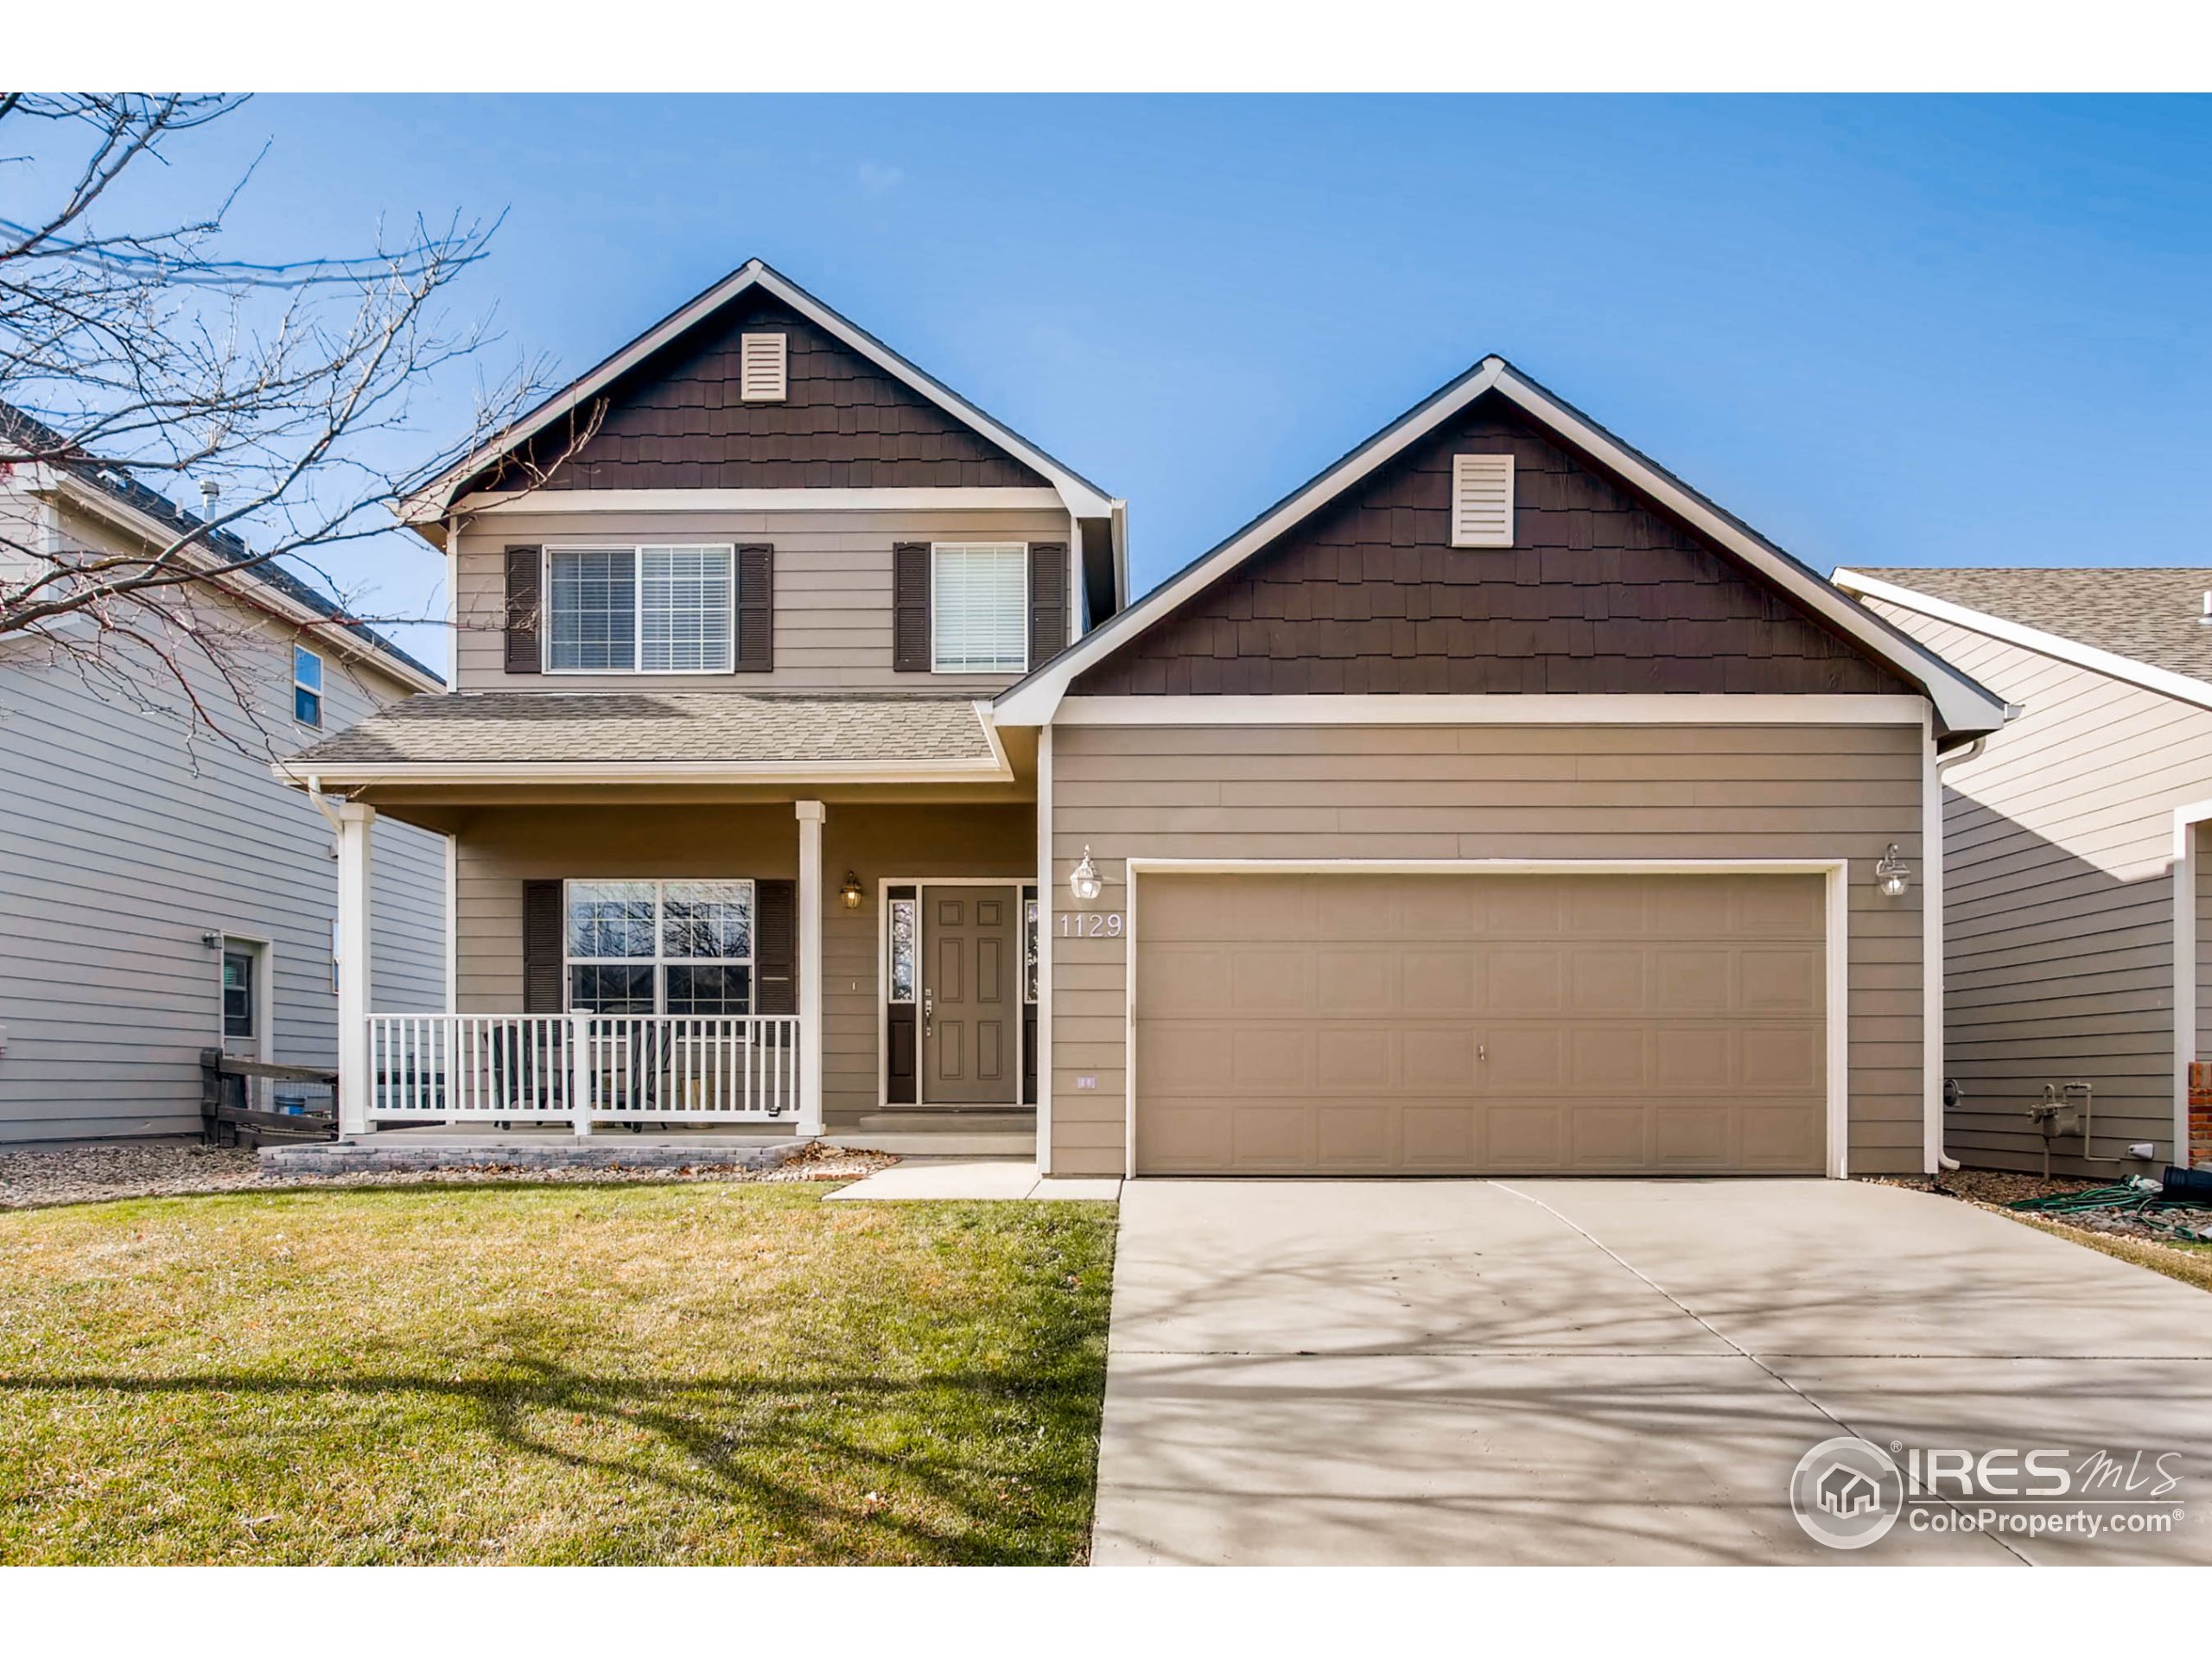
[
  {"x1": 1567, "y1": 1105, "x2": 1650, "y2": 1169},
  {"x1": 1402, "y1": 949, "x2": 1478, "y2": 1012},
  {"x1": 1231, "y1": 950, "x2": 1314, "y2": 1013},
  {"x1": 1485, "y1": 949, "x2": 1566, "y2": 1012},
  {"x1": 1568, "y1": 1025, "x2": 1652, "y2": 1090},
  {"x1": 1134, "y1": 872, "x2": 1827, "y2": 1177},
  {"x1": 1570, "y1": 950, "x2": 1648, "y2": 1014},
  {"x1": 1317, "y1": 949, "x2": 1394, "y2": 1012},
  {"x1": 1741, "y1": 950, "x2": 1822, "y2": 1014}
]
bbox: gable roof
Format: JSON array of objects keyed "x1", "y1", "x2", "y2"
[
  {"x1": 400, "y1": 257, "x2": 1117, "y2": 526},
  {"x1": 0, "y1": 401, "x2": 443, "y2": 692},
  {"x1": 1835, "y1": 567, "x2": 2212, "y2": 714},
  {"x1": 995, "y1": 357, "x2": 2011, "y2": 739}
]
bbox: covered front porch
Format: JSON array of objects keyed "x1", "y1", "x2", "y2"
[{"x1": 291, "y1": 692, "x2": 1045, "y2": 1159}]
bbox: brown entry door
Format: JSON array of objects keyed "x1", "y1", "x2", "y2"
[{"x1": 925, "y1": 887, "x2": 1020, "y2": 1105}]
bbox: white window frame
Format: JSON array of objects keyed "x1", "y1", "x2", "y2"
[
  {"x1": 293, "y1": 644, "x2": 325, "y2": 728},
  {"x1": 543, "y1": 543, "x2": 738, "y2": 676},
  {"x1": 929, "y1": 541, "x2": 1029, "y2": 676},
  {"x1": 562, "y1": 878, "x2": 757, "y2": 1014}
]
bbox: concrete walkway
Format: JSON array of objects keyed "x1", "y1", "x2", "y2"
[
  {"x1": 1094, "y1": 1179, "x2": 2212, "y2": 1565},
  {"x1": 825, "y1": 1158, "x2": 1121, "y2": 1202}
]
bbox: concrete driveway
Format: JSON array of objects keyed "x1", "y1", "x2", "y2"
[{"x1": 1093, "y1": 1179, "x2": 2212, "y2": 1565}]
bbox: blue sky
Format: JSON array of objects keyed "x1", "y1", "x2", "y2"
[{"x1": 105, "y1": 95, "x2": 2212, "y2": 670}]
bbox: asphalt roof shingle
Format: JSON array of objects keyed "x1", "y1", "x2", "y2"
[
  {"x1": 1853, "y1": 568, "x2": 2212, "y2": 685},
  {"x1": 286, "y1": 691, "x2": 1000, "y2": 770}
]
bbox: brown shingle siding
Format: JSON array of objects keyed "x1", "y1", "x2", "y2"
[
  {"x1": 496, "y1": 293, "x2": 1048, "y2": 493},
  {"x1": 1077, "y1": 395, "x2": 1908, "y2": 699}
]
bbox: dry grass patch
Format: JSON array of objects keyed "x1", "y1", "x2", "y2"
[{"x1": 0, "y1": 1183, "x2": 1115, "y2": 1564}]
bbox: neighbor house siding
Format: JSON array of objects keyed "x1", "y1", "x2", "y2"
[
  {"x1": 1046, "y1": 721, "x2": 1927, "y2": 1178},
  {"x1": 452, "y1": 509, "x2": 1072, "y2": 696},
  {"x1": 0, "y1": 504, "x2": 447, "y2": 1144},
  {"x1": 450, "y1": 800, "x2": 1032, "y2": 1125},
  {"x1": 1863, "y1": 601, "x2": 2212, "y2": 1175}
]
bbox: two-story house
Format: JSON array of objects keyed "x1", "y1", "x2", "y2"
[
  {"x1": 289, "y1": 260, "x2": 2013, "y2": 1181},
  {"x1": 1, "y1": 408, "x2": 450, "y2": 1144}
]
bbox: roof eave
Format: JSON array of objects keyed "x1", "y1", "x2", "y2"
[{"x1": 1834, "y1": 568, "x2": 2212, "y2": 718}]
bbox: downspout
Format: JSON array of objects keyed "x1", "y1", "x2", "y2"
[{"x1": 1929, "y1": 735, "x2": 1989, "y2": 1173}]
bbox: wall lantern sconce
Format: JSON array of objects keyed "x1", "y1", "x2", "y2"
[
  {"x1": 200, "y1": 931, "x2": 223, "y2": 950},
  {"x1": 1874, "y1": 843, "x2": 1912, "y2": 899},
  {"x1": 839, "y1": 871, "x2": 864, "y2": 911},
  {"x1": 1070, "y1": 846, "x2": 1104, "y2": 904}
]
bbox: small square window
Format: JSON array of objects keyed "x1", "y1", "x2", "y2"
[{"x1": 293, "y1": 645, "x2": 323, "y2": 728}]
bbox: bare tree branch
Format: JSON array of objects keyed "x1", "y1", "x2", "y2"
[{"x1": 0, "y1": 92, "x2": 571, "y2": 748}]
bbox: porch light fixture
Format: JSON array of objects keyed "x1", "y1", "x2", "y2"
[
  {"x1": 839, "y1": 871, "x2": 863, "y2": 911},
  {"x1": 1070, "y1": 846, "x2": 1103, "y2": 904},
  {"x1": 1874, "y1": 843, "x2": 1912, "y2": 899}
]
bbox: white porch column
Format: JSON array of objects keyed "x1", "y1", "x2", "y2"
[
  {"x1": 795, "y1": 800, "x2": 826, "y2": 1136},
  {"x1": 334, "y1": 801, "x2": 375, "y2": 1137}
]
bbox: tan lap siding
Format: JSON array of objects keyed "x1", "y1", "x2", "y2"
[
  {"x1": 454, "y1": 509, "x2": 1072, "y2": 695},
  {"x1": 454, "y1": 801, "x2": 1031, "y2": 1123},
  {"x1": 1047, "y1": 722, "x2": 1927, "y2": 1178}
]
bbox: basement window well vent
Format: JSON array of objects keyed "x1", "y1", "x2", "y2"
[
  {"x1": 739, "y1": 333, "x2": 788, "y2": 403},
  {"x1": 1451, "y1": 453, "x2": 1516, "y2": 548}
]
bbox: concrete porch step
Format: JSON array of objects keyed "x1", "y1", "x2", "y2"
[{"x1": 834, "y1": 1109, "x2": 1036, "y2": 1157}]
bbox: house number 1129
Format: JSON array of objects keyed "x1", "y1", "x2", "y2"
[{"x1": 1059, "y1": 911, "x2": 1125, "y2": 938}]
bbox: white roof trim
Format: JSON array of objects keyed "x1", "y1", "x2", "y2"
[
  {"x1": 1835, "y1": 569, "x2": 2212, "y2": 716},
  {"x1": 995, "y1": 359, "x2": 2010, "y2": 737},
  {"x1": 403, "y1": 259, "x2": 1113, "y2": 526},
  {"x1": 35, "y1": 471, "x2": 443, "y2": 696}
]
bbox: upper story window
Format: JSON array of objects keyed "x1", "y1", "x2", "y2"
[
  {"x1": 293, "y1": 645, "x2": 324, "y2": 727},
  {"x1": 547, "y1": 545, "x2": 734, "y2": 673},
  {"x1": 931, "y1": 543, "x2": 1028, "y2": 673},
  {"x1": 739, "y1": 333, "x2": 788, "y2": 402}
]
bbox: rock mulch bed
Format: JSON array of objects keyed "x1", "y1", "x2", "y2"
[
  {"x1": 0, "y1": 1139, "x2": 895, "y2": 1212},
  {"x1": 1875, "y1": 1166, "x2": 2212, "y2": 1270}
]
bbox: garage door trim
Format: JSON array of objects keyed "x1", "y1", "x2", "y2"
[{"x1": 1122, "y1": 857, "x2": 1851, "y2": 1180}]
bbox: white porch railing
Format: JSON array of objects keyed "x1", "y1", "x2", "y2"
[{"x1": 365, "y1": 1014, "x2": 803, "y2": 1129}]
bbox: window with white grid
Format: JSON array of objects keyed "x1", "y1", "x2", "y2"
[
  {"x1": 931, "y1": 543, "x2": 1027, "y2": 673},
  {"x1": 546, "y1": 544, "x2": 733, "y2": 672}
]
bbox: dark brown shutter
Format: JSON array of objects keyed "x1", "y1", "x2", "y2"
[
  {"x1": 734, "y1": 543, "x2": 773, "y2": 671},
  {"x1": 893, "y1": 542, "x2": 931, "y2": 672},
  {"x1": 754, "y1": 879, "x2": 796, "y2": 1014},
  {"x1": 504, "y1": 545, "x2": 543, "y2": 674},
  {"x1": 1028, "y1": 541, "x2": 1068, "y2": 665},
  {"x1": 522, "y1": 880, "x2": 564, "y2": 1012}
]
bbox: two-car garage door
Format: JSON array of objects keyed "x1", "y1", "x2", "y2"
[{"x1": 1133, "y1": 871, "x2": 1828, "y2": 1176}]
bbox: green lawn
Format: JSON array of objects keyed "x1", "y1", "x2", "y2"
[{"x1": 0, "y1": 1182, "x2": 1116, "y2": 1564}]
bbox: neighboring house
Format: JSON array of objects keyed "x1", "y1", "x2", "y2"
[
  {"x1": 1835, "y1": 568, "x2": 2212, "y2": 1177},
  {"x1": 286, "y1": 258, "x2": 2006, "y2": 1179},
  {"x1": 0, "y1": 412, "x2": 450, "y2": 1145}
]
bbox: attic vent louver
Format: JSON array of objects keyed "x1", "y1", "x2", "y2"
[
  {"x1": 1450, "y1": 454, "x2": 1515, "y2": 548},
  {"x1": 739, "y1": 333, "x2": 788, "y2": 402}
]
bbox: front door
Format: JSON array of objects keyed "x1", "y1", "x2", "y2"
[{"x1": 924, "y1": 887, "x2": 1019, "y2": 1105}]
